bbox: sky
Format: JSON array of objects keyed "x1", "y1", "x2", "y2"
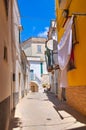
[{"x1": 17, "y1": 0, "x2": 56, "y2": 42}]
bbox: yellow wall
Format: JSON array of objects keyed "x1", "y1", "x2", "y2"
[
  {"x1": 68, "y1": 0, "x2": 86, "y2": 86},
  {"x1": 56, "y1": 0, "x2": 86, "y2": 86},
  {"x1": 68, "y1": 16, "x2": 86, "y2": 86},
  {"x1": 56, "y1": 0, "x2": 86, "y2": 116}
]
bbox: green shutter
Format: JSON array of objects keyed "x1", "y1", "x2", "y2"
[{"x1": 40, "y1": 62, "x2": 43, "y2": 75}]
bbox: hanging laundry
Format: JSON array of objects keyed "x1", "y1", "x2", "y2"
[
  {"x1": 58, "y1": 29, "x2": 72, "y2": 70},
  {"x1": 60, "y1": 67, "x2": 68, "y2": 88},
  {"x1": 58, "y1": 16, "x2": 74, "y2": 70},
  {"x1": 58, "y1": 16, "x2": 74, "y2": 88}
]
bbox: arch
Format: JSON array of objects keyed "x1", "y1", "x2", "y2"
[{"x1": 30, "y1": 81, "x2": 39, "y2": 92}]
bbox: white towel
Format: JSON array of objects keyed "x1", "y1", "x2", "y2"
[
  {"x1": 58, "y1": 16, "x2": 74, "y2": 70},
  {"x1": 60, "y1": 68, "x2": 68, "y2": 88},
  {"x1": 58, "y1": 29, "x2": 72, "y2": 70},
  {"x1": 58, "y1": 16, "x2": 74, "y2": 88}
]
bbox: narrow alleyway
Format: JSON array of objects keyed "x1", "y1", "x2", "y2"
[{"x1": 9, "y1": 89, "x2": 86, "y2": 130}]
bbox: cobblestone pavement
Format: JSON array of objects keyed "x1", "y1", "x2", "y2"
[{"x1": 9, "y1": 90, "x2": 86, "y2": 130}]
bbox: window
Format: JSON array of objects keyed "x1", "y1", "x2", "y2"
[
  {"x1": 40, "y1": 63, "x2": 43, "y2": 75},
  {"x1": 59, "y1": 0, "x2": 62, "y2": 5},
  {"x1": 37, "y1": 45, "x2": 41, "y2": 53},
  {"x1": 13, "y1": 73, "x2": 15, "y2": 81},
  {"x1": 58, "y1": 0, "x2": 64, "y2": 6},
  {"x1": 30, "y1": 70, "x2": 34, "y2": 80},
  {"x1": 58, "y1": 0, "x2": 71, "y2": 9},
  {"x1": 4, "y1": 46, "x2": 8, "y2": 61},
  {"x1": 4, "y1": 0, "x2": 9, "y2": 17}
]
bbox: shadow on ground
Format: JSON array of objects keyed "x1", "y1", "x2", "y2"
[
  {"x1": 9, "y1": 109, "x2": 22, "y2": 130},
  {"x1": 45, "y1": 91, "x2": 86, "y2": 128},
  {"x1": 67, "y1": 126, "x2": 86, "y2": 130}
]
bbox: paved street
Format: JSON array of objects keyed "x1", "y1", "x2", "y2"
[{"x1": 10, "y1": 90, "x2": 86, "y2": 130}]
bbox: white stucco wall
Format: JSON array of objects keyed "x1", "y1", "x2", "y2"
[
  {"x1": 22, "y1": 38, "x2": 48, "y2": 85},
  {"x1": 30, "y1": 61, "x2": 41, "y2": 79},
  {"x1": 15, "y1": 60, "x2": 21, "y2": 92},
  {"x1": 43, "y1": 61, "x2": 48, "y2": 74},
  {"x1": 13, "y1": 0, "x2": 20, "y2": 48},
  {"x1": 32, "y1": 43, "x2": 45, "y2": 58}
]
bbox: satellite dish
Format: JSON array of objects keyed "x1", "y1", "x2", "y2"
[{"x1": 47, "y1": 39, "x2": 53, "y2": 50}]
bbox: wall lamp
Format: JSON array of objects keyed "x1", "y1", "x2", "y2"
[
  {"x1": 18, "y1": 24, "x2": 23, "y2": 31},
  {"x1": 62, "y1": 9, "x2": 69, "y2": 18}
]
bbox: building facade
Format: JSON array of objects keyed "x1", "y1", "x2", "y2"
[
  {"x1": 0, "y1": 1, "x2": 30, "y2": 130},
  {"x1": 12, "y1": 0, "x2": 30, "y2": 107},
  {"x1": 56, "y1": 0, "x2": 86, "y2": 116},
  {"x1": 0, "y1": 1, "x2": 13, "y2": 130},
  {"x1": 12, "y1": 0, "x2": 22, "y2": 107},
  {"x1": 21, "y1": 50, "x2": 30, "y2": 95},
  {"x1": 21, "y1": 37, "x2": 48, "y2": 91},
  {"x1": 45, "y1": 20, "x2": 58, "y2": 94}
]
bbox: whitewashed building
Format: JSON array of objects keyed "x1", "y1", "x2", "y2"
[
  {"x1": 13, "y1": 0, "x2": 30, "y2": 106},
  {"x1": 46, "y1": 20, "x2": 58, "y2": 95},
  {"x1": 21, "y1": 37, "x2": 48, "y2": 91}
]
